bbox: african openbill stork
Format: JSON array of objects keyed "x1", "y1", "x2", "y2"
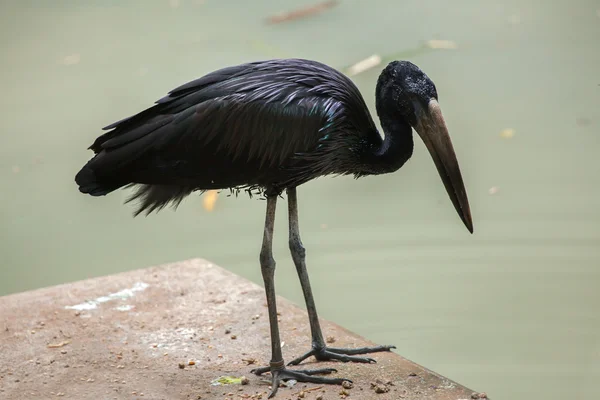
[{"x1": 75, "y1": 58, "x2": 473, "y2": 397}]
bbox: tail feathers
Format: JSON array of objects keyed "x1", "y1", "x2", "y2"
[
  {"x1": 126, "y1": 184, "x2": 197, "y2": 217},
  {"x1": 75, "y1": 164, "x2": 127, "y2": 196},
  {"x1": 76, "y1": 161, "x2": 198, "y2": 216}
]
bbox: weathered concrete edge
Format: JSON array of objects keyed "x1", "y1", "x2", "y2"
[{"x1": 0, "y1": 258, "x2": 487, "y2": 400}]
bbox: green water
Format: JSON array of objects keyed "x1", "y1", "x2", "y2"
[{"x1": 1, "y1": 1, "x2": 599, "y2": 398}]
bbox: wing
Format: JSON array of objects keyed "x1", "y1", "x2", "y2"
[
  {"x1": 97, "y1": 85, "x2": 343, "y2": 171},
  {"x1": 76, "y1": 59, "x2": 378, "y2": 211}
]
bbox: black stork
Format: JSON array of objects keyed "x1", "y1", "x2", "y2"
[{"x1": 75, "y1": 58, "x2": 473, "y2": 397}]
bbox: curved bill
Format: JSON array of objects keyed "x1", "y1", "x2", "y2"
[{"x1": 414, "y1": 99, "x2": 473, "y2": 233}]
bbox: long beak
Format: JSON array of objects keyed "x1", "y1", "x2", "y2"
[{"x1": 415, "y1": 99, "x2": 473, "y2": 233}]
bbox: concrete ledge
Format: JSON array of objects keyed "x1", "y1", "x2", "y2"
[{"x1": 0, "y1": 259, "x2": 483, "y2": 399}]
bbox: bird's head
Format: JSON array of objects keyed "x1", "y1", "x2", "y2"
[{"x1": 376, "y1": 61, "x2": 473, "y2": 233}]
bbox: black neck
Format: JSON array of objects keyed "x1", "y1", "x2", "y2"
[
  {"x1": 371, "y1": 116, "x2": 413, "y2": 173},
  {"x1": 368, "y1": 78, "x2": 414, "y2": 173}
]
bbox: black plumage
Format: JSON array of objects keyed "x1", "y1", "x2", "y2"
[
  {"x1": 76, "y1": 59, "x2": 398, "y2": 215},
  {"x1": 75, "y1": 58, "x2": 473, "y2": 397}
]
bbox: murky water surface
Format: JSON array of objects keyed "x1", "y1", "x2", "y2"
[{"x1": 1, "y1": 1, "x2": 599, "y2": 398}]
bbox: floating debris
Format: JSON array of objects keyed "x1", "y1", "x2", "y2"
[
  {"x1": 203, "y1": 190, "x2": 219, "y2": 211},
  {"x1": 62, "y1": 53, "x2": 81, "y2": 66},
  {"x1": 341, "y1": 45, "x2": 433, "y2": 75},
  {"x1": 488, "y1": 186, "x2": 499, "y2": 195},
  {"x1": 425, "y1": 39, "x2": 458, "y2": 50},
  {"x1": 11, "y1": 165, "x2": 20, "y2": 174},
  {"x1": 266, "y1": 0, "x2": 338, "y2": 24},
  {"x1": 499, "y1": 128, "x2": 515, "y2": 139},
  {"x1": 346, "y1": 54, "x2": 382, "y2": 77}
]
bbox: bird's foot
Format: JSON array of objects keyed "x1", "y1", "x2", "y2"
[
  {"x1": 251, "y1": 362, "x2": 349, "y2": 398},
  {"x1": 287, "y1": 344, "x2": 396, "y2": 366}
]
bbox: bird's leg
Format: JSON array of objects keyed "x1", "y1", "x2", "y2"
[
  {"x1": 285, "y1": 187, "x2": 396, "y2": 367},
  {"x1": 251, "y1": 194, "x2": 348, "y2": 398}
]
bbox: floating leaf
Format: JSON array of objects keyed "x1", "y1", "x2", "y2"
[
  {"x1": 499, "y1": 128, "x2": 515, "y2": 139},
  {"x1": 341, "y1": 45, "x2": 433, "y2": 73},
  {"x1": 346, "y1": 55, "x2": 382, "y2": 77},
  {"x1": 203, "y1": 190, "x2": 219, "y2": 211},
  {"x1": 62, "y1": 53, "x2": 81, "y2": 66}
]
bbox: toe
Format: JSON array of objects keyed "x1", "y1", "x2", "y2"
[
  {"x1": 320, "y1": 350, "x2": 376, "y2": 364},
  {"x1": 301, "y1": 367, "x2": 338, "y2": 375}
]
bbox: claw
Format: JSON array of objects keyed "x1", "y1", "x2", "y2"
[
  {"x1": 252, "y1": 366, "x2": 349, "y2": 398},
  {"x1": 250, "y1": 366, "x2": 271, "y2": 375},
  {"x1": 254, "y1": 344, "x2": 395, "y2": 397}
]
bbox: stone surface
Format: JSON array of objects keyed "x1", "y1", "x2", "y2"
[{"x1": 0, "y1": 259, "x2": 483, "y2": 399}]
